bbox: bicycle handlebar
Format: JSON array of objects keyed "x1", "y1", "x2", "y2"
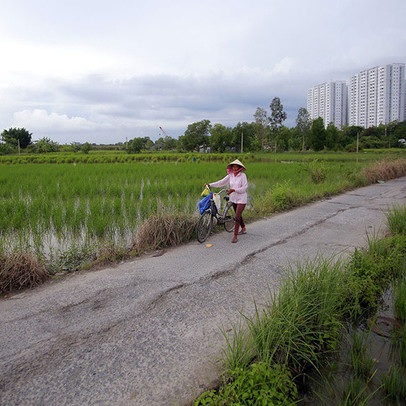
[{"x1": 205, "y1": 185, "x2": 228, "y2": 195}]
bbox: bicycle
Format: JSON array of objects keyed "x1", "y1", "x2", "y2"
[{"x1": 196, "y1": 188, "x2": 235, "y2": 243}]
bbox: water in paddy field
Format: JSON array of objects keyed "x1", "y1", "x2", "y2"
[{"x1": 301, "y1": 289, "x2": 405, "y2": 406}]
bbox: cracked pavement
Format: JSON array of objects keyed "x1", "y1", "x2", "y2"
[{"x1": 1, "y1": 177, "x2": 406, "y2": 405}]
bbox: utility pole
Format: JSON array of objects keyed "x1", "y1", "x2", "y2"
[{"x1": 241, "y1": 131, "x2": 243, "y2": 154}]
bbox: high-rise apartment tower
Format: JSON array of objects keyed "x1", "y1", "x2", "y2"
[
  {"x1": 349, "y1": 63, "x2": 405, "y2": 127},
  {"x1": 307, "y1": 81, "x2": 348, "y2": 128}
]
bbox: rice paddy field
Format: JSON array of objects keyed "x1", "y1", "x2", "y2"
[{"x1": 0, "y1": 151, "x2": 405, "y2": 268}]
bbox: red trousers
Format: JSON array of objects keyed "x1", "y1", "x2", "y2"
[{"x1": 232, "y1": 203, "x2": 246, "y2": 236}]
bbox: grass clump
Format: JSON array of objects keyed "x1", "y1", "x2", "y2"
[
  {"x1": 362, "y1": 158, "x2": 406, "y2": 183},
  {"x1": 135, "y1": 212, "x2": 197, "y2": 251},
  {"x1": 0, "y1": 251, "x2": 49, "y2": 292},
  {"x1": 387, "y1": 203, "x2": 406, "y2": 235},
  {"x1": 247, "y1": 259, "x2": 345, "y2": 372}
]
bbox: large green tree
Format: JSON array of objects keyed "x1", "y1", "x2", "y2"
[
  {"x1": 1, "y1": 127, "x2": 32, "y2": 149},
  {"x1": 33, "y1": 137, "x2": 59, "y2": 153},
  {"x1": 210, "y1": 124, "x2": 233, "y2": 152},
  {"x1": 325, "y1": 123, "x2": 340, "y2": 150},
  {"x1": 309, "y1": 117, "x2": 327, "y2": 151},
  {"x1": 126, "y1": 137, "x2": 144, "y2": 154},
  {"x1": 295, "y1": 108, "x2": 310, "y2": 151},
  {"x1": 180, "y1": 120, "x2": 211, "y2": 151},
  {"x1": 268, "y1": 97, "x2": 287, "y2": 152},
  {"x1": 254, "y1": 107, "x2": 268, "y2": 149}
]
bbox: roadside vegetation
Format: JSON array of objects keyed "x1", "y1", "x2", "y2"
[
  {"x1": 194, "y1": 204, "x2": 406, "y2": 405},
  {"x1": 1, "y1": 153, "x2": 406, "y2": 294}
]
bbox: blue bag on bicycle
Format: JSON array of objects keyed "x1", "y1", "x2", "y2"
[{"x1": 199, "y1": 193, "x2": 212, "y2": 214}]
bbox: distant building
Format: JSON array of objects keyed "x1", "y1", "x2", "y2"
[
  {"x1": 307, "y1": 81, "x2": 348, "y2": 128},
  {"x1": 349, "y1": 63, "x2": 405, "y2": 127}
]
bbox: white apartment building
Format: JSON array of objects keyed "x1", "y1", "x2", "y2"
[
  {"x1": 307, "y1": 81, "x2": 348, "y2": 128},
  {"x1": 349, "y1": 63, "x2": 405, "y2": 127}
]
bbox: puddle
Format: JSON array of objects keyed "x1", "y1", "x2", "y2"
[{"x1": 300, "y1": 289, "x2": 405, "y2": 405}]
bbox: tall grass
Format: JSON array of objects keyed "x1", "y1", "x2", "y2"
[
  {"x1": 224, "y1": 258, "x2": 347, "y2": 374},
  {"x1": 386, "y1": 203, "x2": 406, "y2": 235}
]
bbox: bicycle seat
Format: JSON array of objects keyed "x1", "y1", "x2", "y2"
[{"x1": 223, "y1": 196, "x2": 229, "y2": 201}]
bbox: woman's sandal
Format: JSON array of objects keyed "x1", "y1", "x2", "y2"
[
  {"x1": 238, "y1": 231, "x2": 247, "y2": 235},
  {"x1": 232, "y1": 236, "x2": 238, "y2": 243}
]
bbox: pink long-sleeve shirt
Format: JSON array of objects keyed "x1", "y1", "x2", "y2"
[{"x1": 209, "y1": 172, "x2": 249, "y2": 204}]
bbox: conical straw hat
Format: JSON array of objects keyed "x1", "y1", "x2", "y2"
[{"x1": 227, "y1": 159, "x2": 246, "y2": 171}]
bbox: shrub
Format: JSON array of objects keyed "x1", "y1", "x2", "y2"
[
  {"x1": 307, "y1": 159, "x2": 327, "y2": 183},
  {"x1": 0, "y1": 252, "x2": 48, "y2": 292},
  {"x1": 48, "y1": 244, "x2": 96, "y2": 273},
  {"x1": 254, "y1": 181, "x2": 301, "y2": 215},
  {"x1": 195, "y1": 363, "x2": 298, "y2": 406},
  {"x1": 345, "y1": 236, "x2": 406, "y2": 317}
]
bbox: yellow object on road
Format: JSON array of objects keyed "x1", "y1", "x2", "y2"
[{"x1": 206, "y1": 244, "x2": 213, "y2": 247}]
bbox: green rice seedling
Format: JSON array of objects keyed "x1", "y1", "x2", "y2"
[{"x1": 382, "y1": 365, "x2": 406, "y2": 399}]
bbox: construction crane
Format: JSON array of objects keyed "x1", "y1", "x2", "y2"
[{"x1": 159, "y1": 126, "x2": 170, "y2": 138}]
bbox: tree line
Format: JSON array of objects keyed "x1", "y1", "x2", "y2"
[{"x1": 2, "y1": 97, "x2": 406, "y2": 155}]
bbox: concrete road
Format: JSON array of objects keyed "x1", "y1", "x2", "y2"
[{"x1": 1, "y1": 177, "x2": 406, "y2": 406}]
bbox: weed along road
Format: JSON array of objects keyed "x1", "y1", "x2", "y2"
[{"x1": 1, "y1": 177, "x2": 406, "y2": 406}]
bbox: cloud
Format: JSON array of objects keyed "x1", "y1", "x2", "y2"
[
  {"x1": 3, "y1": 67, "x2": 319, "y2": 143},
  {"x1": 13, "y1": 109, "x2": 106, "y2": 132},
  {"x1": 0, "y1": 0, "x2": 405, "y2": 143}
]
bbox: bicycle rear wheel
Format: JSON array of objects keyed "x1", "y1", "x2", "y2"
[
  {"x1": 223, "y1": 204, "x2": 235, "y2": 233},
  {"x1": 196, "y1": 210, "x2": 213, "y2": 243}
]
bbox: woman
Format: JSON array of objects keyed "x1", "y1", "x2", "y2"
[{"x1": 206, "y1": 159, "x2": 248, "y2": 243}]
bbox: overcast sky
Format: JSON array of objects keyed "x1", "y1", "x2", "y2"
[{"x1": 0, "y1": 0, "x2": 405, "y2": 144}]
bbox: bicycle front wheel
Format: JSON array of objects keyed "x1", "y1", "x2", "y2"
[
  {"x1": 223, "y1": 204, "x2": 235, "y2": 233},
  {"x1": 196, "y1": 210, "x2": 213, "y2": 243}
]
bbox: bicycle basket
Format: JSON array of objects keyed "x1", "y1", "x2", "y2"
[
  {"x1": 198, "y1": 193, "x2": 213, "y2": 214},
  {"x1": 213, "y1": 193, "x2": 221, "y2": 211}
]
